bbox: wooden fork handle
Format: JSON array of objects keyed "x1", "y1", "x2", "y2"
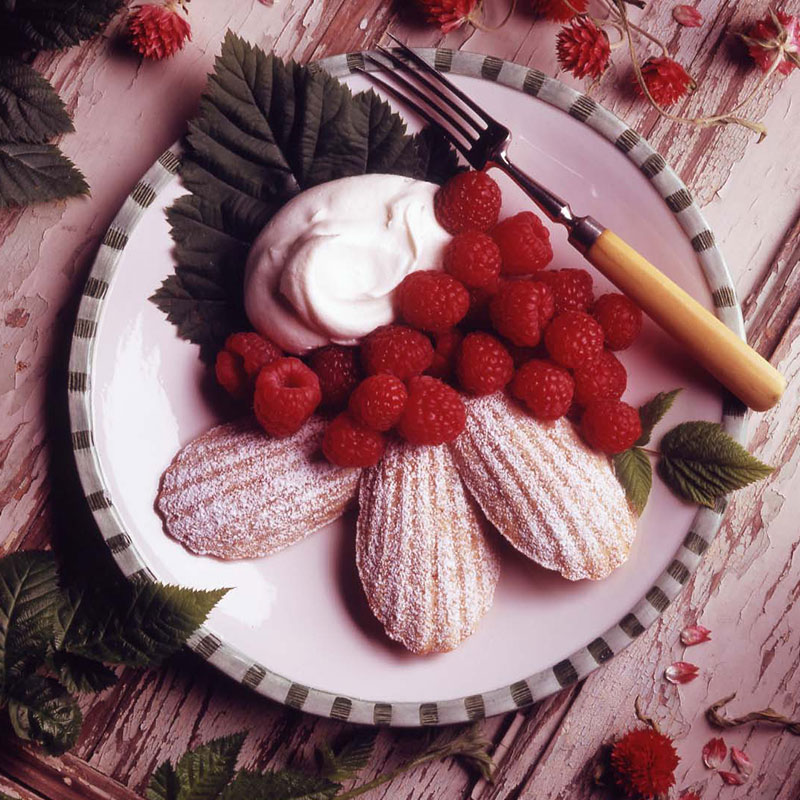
[{"x1": 578, "y1": 229, "x2": 785, "y2": 412}]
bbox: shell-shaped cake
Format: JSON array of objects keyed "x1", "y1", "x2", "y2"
[
  {"x1": 356, "y1": 440, "x2": 501, "y2": 654},
  {"x1": 450, "y1": 393, "x2": 637, "y2": 581},
  {"x1": 157, "y1": 416, "x2": 361, "y2": 559}
]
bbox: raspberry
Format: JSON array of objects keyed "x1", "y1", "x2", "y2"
[
  {"x1": 348, "y1": 375, "x2": 408, "y2": 431},
  {"x1": 308, "y1": 345, "x2": 361, "y2": 409},
  {"x1": 581, "y1": 399, "x2": 642, "y2": 454},
  {"x1": 434, "y1": 170, "x2": 502, "y2": 234},
  {"x1": 397, "y1": 270, "x2": 469, "y2": 333},
  {"x1": 544, "y1": 310, "x2": 604, "y2": 369},
  {"x1": 427, "y1": 328, "x2": 463, "y2": 379},
  {"x1": 456, "y1": 332, "x2": 514, "y2": 395},
  {"x1": 361, "y1": 325, "x2": 434, "y2": 379},
  {"x1": 592, "y1": 293, "x2": 643, "y2": 350},
  {"x1": 492, "y1": 212, "x2": 553, "y2": 275},
  {"x1": 215, "y1": 332, "x2": 282, "y2": 399},
  {"x1": 253, "y1": 357, "x2": 321, "y2": 437},
  {"x1": 443, "y1": 231, "x2": 502, "y2": 290},
  {"x1": 573, "y1": 350, "x2": 627, "y2": 405},
  {"x1": 489, "y1": 280, "x2": 543, "y2": 347},
  {"x1": 398, "y1": 376, "x2": 466, "y2": 445},
  {"x1": 511, "y1": 358, "x2": 575, "y2": 419},
  {"x1": 534, "y1": 269, "x2": 594, "y2": 312},
  {"x1": 322, "y1": 412, "x2": 385, "y2": 467},
  {"x1": 510, "y1": 359, "x2": 574, "y2": 420}
]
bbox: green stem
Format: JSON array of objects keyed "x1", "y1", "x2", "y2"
[{"x1": 336, "y1": 751, "x2": 441, "y2": 800}]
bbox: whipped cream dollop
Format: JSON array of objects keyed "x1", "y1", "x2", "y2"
[{"x1": 244, "y1": 174, "x2": 451, "y2": 354}]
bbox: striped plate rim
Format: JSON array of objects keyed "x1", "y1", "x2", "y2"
[{"x1": 67, "y1": 48, "x2": 748, "y2": 727}]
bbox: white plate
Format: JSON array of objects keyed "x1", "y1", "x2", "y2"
[{"x1": 68, "y1": 49, "x2": 746, "y2": 726}]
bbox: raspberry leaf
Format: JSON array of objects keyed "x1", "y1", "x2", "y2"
[
  {"x1": 6, "y1": 674, "x2": 82, "y2": 755},
  {"x1": 636, "y1": 388, "x2": 681, "y2": 446},
  {"x1": 0, "y1": 0, "x2": 123, "y2": 53},
  {"x1": 152, "y1": 32, "x2": 461, "y2": 361},
  {"x1": 49, "y1": 651, "x2": 118, "y2": 694},
  {"x1": 217, "y1": 770, "x2": 340, "y2": 800},
  {"x1": 0, "y1": 59, "x2": 73, "y2": 142},
  {"x1": 613, "y1": 446, "x2": 652, "y2": 515},
  {"x1": 319, "y1": 731, "x2": 378, "y2": 783},
  {"x1": 658, "y1": 421, "x2": 772, "y2": 508},
  {"x1": 0, "y1": 551, "x2": 60, "y2": 697},
  {"x1": 0, "y1": 142, "x2": 88, "y2": 208}
]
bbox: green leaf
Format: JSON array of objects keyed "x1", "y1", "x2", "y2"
[
  {"x1": 413, "y1": 126, "x2": 465, "y2": 185},
  {"x1": 7, "y1": 674, "x2": 82, "y2": 755},
  {"x1": 147, "y1": 733, "x2": 245, "y2": 800},
  {"x1": 613, "y1": 447, "x2": 653, "y2": 515},
  {"x1": 319, "y1": 731, "x2": 377, "y2": 783},
  {"x1": 0, "y1": 0, "x2": 124, "y2": 53},
  {"x1": 0, "y1": 142, "x2": 88, "y2": 208},
  {"x1": 0, "y1": 59, "x2": 73, "y2": 142},
  {"x1": 636, "y1": 388, "x2": 682, "y2": 447},
  {"x1": 218, "y1": 770, "x2": 339, "y2": 800},
  {"x1": 50, "y1": 651, "x2": 118, "y2": 694},
  {"x1": 658, "y1": 421, "x2": 773, "y2": 508},
  {"x1": 153, "y1": 32, "x2": 460, "y2": 360},
  {"x1": 55, "y1": 582, "x2": 228, "y2": 668},
  {"x1": 0, "y1": 551, "x2": 60, "y2": 696}
]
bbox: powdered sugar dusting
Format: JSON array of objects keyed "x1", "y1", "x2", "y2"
[
  {"x1": 356, "y1": 440, "x2": 501, "y2": 654},
  {"x1": 157, "y1": 416, "x2": 361, "y2": 559},
  {"x1": 450, "y1": 393, "x2": 637, "y2": 581}
]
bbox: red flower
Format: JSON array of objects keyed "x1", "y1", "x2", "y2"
[
  {"x1": 128, "y1": 2, "x2": 191, "y2": 60},
  {"x1": 610, "y1": 728, "x2": 680, "y2": 798},
  {"x1": 414, "y1": 0, "x2": 478, "y2": 32},
  {"x1": 556, "y1": 17, "x2": 611, "y2": 79},
  {"x1": 637, "y1": 57, "x2": 695, "y2": 106},
  {"x1": 741, "y1": 9, "x2": 799, "y2": 76},
  {"x1": 530, "y1": 0, "x2": 588, "y2": 23}
]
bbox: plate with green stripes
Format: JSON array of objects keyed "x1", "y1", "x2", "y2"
[{"x1": 67, "y1": 49, "x2": 745, "y2": 726}]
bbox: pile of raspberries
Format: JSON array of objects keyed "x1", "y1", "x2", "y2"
[{"x1": 215, "y1": 170, "x2": 644, "y2": 467}]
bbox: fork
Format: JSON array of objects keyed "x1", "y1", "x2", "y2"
[{"x1": 359, "y1": 39, "x2": 785, "y2": 412}]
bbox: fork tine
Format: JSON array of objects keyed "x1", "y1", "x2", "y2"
[
  {"x1": 354, "y1": 66, "x2": 473, "y2": 161},
  {"x1": 375, "y1": 45, "x2": 484, "y2": 135},
  {"x1": 386, "y1": 34, "x2": 500, "y2": 128},
  {"x1": 362, "y1": 55, "x2": 476, "y2": 148}
]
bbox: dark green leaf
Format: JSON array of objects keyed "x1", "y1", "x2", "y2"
[
  {"x1": 658, "y1": 421, "x2": 773, "y2": 508},
  {"x1": 0, "y1": 59, "x2": 73, "y2": 142},
  {"x1": 55, "y1": 582, "x2": 227, "y2": 668},
  {"x1": 0, "y1": 551, "x2": 60, "y2": 696},
  {"x1": 50, "y1": 651, "x2": 118, "y2": 694},
  {"x1": 147, "y1": 762, "x2": 185, "y2": 800},
  {"x1": 413, "y1": 126, "x2": 465, "y2": 185},
  {"x1": 0, "y1": 0, "x2": 123, "y2": 53},
  {"x1": 218, "y1": 770, "x2": 339, "y2": 800},
  {"x1": 7, "y1": 674, "x2": 81, "y2": 755},
  {"x1": 154, "y1": 32, "x2": 460, "y2": 360},
  {"x1": 0, "y1": 142, "x2": 88, "y2": 208},
  {"x1": 613, "y1": 447, "x2": 652, "y2": 515},
  {"x1": 319, "y1": 731, "x2": 377, "y2": 783},
  {"x1": 636, "y1": 388, "x2": 682, "y2": 447}
]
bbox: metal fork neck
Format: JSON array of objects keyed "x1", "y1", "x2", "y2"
[{"x1": 491, "y1": 153, "x2": 604, "y2": 255}]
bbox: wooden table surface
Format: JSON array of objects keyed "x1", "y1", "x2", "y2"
[{"x1": 1, "y1": 1, "x2": 799, "y2": 798}]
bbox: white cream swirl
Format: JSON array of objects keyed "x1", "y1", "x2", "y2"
[{"x1": 243, "y1": 174, "x2": 451, "y2": 354}]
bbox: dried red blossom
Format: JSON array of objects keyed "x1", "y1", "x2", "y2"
[
  {"x1": 731, "y1": 746, "x2": 753, "y2": 779},
  {"x1": 701, "y1": 736, "x2": 727, "y2": 769},
  {"x1": 680, "y1": 624, "x2": 712, "y2": 646},
  {"x1": 719, "y1": 770, "x2": 746, "y2": 786},
  {"x1": 679, "y1": 793, "x2": 701, "y2": 800},
  {"x1": 637, "y1": 56, "x2": 695, "y2": 106},
  {"x1": 665, "y1": 661, "x2": 700, "y2": 684},
  {"x1": 673, "y1": 4, "x2": 703, "y2": 27},
  {"x1": 556, "y1": 17, "x2": 611, "y2": 79},
  {"x1": 741, "y1": 9, "x2": 800, "y2": 76},
  {"x1": 414, "y1": 0, "x2": 478, "y2": 31},
  {"x1": 530, "y1": 0, "x2": 588, "y2": 23},
  {"x1": 128, "y1": 2, "x2": 191, "y2": 60},
  {"x1": 610, "y1": 728, "x2": 680, "y2": 798}
]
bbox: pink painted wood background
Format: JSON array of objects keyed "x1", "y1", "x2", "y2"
[{"x1": 1, "y1": 1, "x2": 799, "y2": 798}]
